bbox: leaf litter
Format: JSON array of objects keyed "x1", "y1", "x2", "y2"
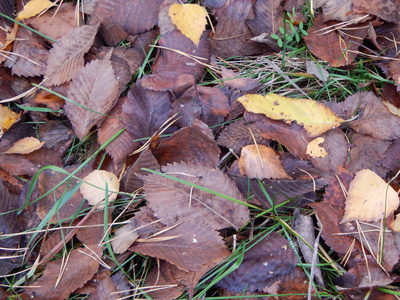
[{"x1": 1, "y1": 0, "x2": 400, "y2": 299}]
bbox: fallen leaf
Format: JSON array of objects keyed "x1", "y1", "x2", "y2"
[
  {"x1": 342, "y1": 169, "x2": 399, "y2": 223},
  {"x1": 323, "y1": 166, "x2": 354, "y2": 208},
  {"x1": 239, "y1": 93, "x2": 344, "y2": 137},
  {"x1": 64, "y1": 52, "x2": 119, "y2": 140},
  {"x1": 131, "y1": 222, "x2": 230, "y2": 272},
  {"x1": 44, "y1": 24, "x2": 99, "y2": 86},
  {"x1": 3, "y1": 137, "x2": 44, "y2": 154},
  {"x1": 112, "y1": 219, "x2": 139, "y2": 254},
  {"x1": 221, "y1": 67, "x2": 260, "y2": 91},
  {"x1": 0, "y1": 106, "x2": 20, "y2": 135},
  {"x1": 306, "y1": 60, "x2": 329, "y2": 82},
  {"x1": 307, "y1": 137, "x2": 327, "y2": 158},
  {"x1": 238, "y1": 144, "x2": 292, "y2": 179},
  {"x1": 216, "y1": 233, "x2": 298, "y2": 293},
  {"x1": 169, "y1": 4, "x2": 208, "y2": 45},
  {"x1": 141, "y1": 162, "x2": 250, "y2": 231},
  {"x1": 17, "y1": 0, "x2": 54, "y2": 21},
  {"x1": 80, "y1": 170, "x2": 120, "y2": 208}
]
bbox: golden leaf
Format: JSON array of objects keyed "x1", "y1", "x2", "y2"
[
  {"x1": 3, "y1": 137, "x2": 44, "y2": 154},
  {"x1": 238, "y1": 93, "x2": 345, "y2": 137},
  {"x1": 306, "y1": 137, "x2": 327, "y2": 158},
  {"x1": 17, "y1": 0, "x2": 55, "y2": 21},
  {"x1": 0, "y1": 106, "x2": 20, "y2": 135},
  {"x1": 169, "y1": 3, "x2": 208, "y2": 45}
]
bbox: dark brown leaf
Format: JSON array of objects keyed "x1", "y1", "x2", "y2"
[
  {"x1": 141, "y1": 162, "x2": 250, "y2": 230},
  {"x1": 44, "y1": 24, "x2": 99, "y2": 86},
  {"x1": 353, "y1": 0, "x2": 399, "y2": 23},
  {"x1": 304, "y1": 17, "x2": 369, "y2": 66},
  {"x1": 210, "y1": 0, "x2": 269, "y2": 57},
  {"x1": 65, "y1": 53, "x2": 119, "y2": 140},
  {"x1": 142, "y1": 30, "x2": 210, "y2": 92},
  {"x1": 97, "y1": 97, "x2": 140, "y2": 163},
  {"x1": 216, "y1": 233, "x2": 298, "y2": 293},
  {"x1": 152, "y1": 119, "x2": 220, "y2": 166},
  {"x1": 0, "y1": 154, "x2": 39, "y2": 176},
  {"x1": 37, "y1": 120, "x2": 74, "y2": 157},
  {"x1": 323, "y1": 166, "x2": 354, "y2": 208},
  {"x1": 131, "y1": 222, "x2": 230, "y2": 272},
  {"x1": 380, "y1": 139, "x2": 400, "y2": 175},
  {"x1": 122, "y1": 79, "x2": 172, "y2": 140},
  {"x1": 221, "y1": 67, "x2": 260, "y2": 91},
  {"x1": 23, "y1": 247, "x2": 100, "y2": 300}
]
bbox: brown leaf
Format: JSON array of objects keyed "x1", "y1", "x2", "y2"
[
  {"x1": 28, "y1": 2, "x2": 81, "y2": 42},
  {"x1": 37, "y1": 120, "x2": 74, "y2": 157},
  {"x1": 142, "y1": 30, "x2": 210, "y2": 92},
  {"x1": 141, "y1": 162, "x2": 250, "y2": 230},
  {"x1": 65, "y1": 53, "x2": 119, "y2": 140},
  {"x1": 304, "y1": 17, "x2": 369, "y2": 66},
  {"x1": 323, "y1": 166, "x2": 354, "y2": 207},
  {"x1": 380, "y1": 139, "x2": 400, "y2": 175},
  {"x1": 23, "y1": 247, "x2": 100, "y2": 300},
  {"x1": 353, "y1": 0, "x2": 399, "y2": 23},
  {"x1": 217, "y1": 118, "x2": 268, "y2": 154},
  {"x1": 44, "y1": 24, "x2": 99, "y2": 86},
  {"x1": 308, "y1": 128, "x2": 348, "y2": 174},
  {"x1": 76, "y1": 210, "x2": 108, "y2": 254},
  {"x1": 84, "y1": 270, "x2": 119, "y2": 300},
  {"x1": 245, "y1": 111, "x2": 311, "y2": 159},
  {"x1": 122, "y1": 80, "x2": 172, "y2": 140},
  {"x1": 152, "y1": 119, "x2": 220, "y2": 166},
  {"x1": 131, "y1": 222, "x2": 230, "y2": 272},
  {"x1": 5, "y1": 26, "x2": 48, "y2": 77},
  {"x1": 97, "y1": 97, "x2": 140, "y2": 163},
  {"x1": 216, "y1": 233, "x2": 298, "y2": 293},
  {"x1": 0, "y1": 154, "x2": 39, "y2": 176},
  {"x1": 210, "y1": 0, "x2": 269, "y2": 57},
  {"x1": 221, "y1": 67, "x2": 260, "y2": 91},
  {"x1": 317, "y1": 0, "x2": 358, "y2": 22},
  {"x1": 238, "y1": 144, "x2": 292, "y2": 179}
]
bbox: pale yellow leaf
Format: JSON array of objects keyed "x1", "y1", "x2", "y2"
[
  {"x1": 17, "y1": 0, "x2": 55, "y2": 21},
  {"x1": 111, "y1": 219, "x2": 139, "y2": 254},
  {"x1": 392, "y1": 214, "x2": 400, "y2": 232},
  {"x1": 3, "y1": 137, "x2": 44, "y2": 154},
  {"x1": 80, "y1": 170, "x2": 120, "y2": 209},
  {"x1": 306, "y1": 137, "x2": 327, "y2": 158},
  {"x1": 0, "y1": 106, "x2": 20, "y2": 135},
  {"x1": 238, "y1": 144, "x2": 292, "y2": 179},
  {"x1": 169, "y1": 3, "x2": 208, "y2": 45},
  {"x1": 383, "y1": 101, "x2": 400, "y2": 117},
  {"x1": 342, "y1": 169, "x2": 399, "y2": 223},
  {"x1": 238, "y1": 93, "x2": 345, "y2": 137}
]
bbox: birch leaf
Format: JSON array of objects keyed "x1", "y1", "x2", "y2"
[
  {"x1": 3, "y1": 137, "x2": 44, "y2": 154},
  {"x1": 238, "y1": 93, "x2": 345, "y2": 137},
  {"x1": 17, "y1": 0, "x2": 54, "y2": 21}
]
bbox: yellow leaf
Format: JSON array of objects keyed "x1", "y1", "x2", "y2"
[
  {"x1": 0, "y1": 106, "x2": 20, "y2": 135},
  {"x1": 17, "y1": 0, "x2": 55, "y2": 21},
  {"x1": 169, "y1": 3, "x2": 208, "y2": 45},
  {"x1": 238, "y1": 93, "x2": 345, "y2": 137},
  {"x1": 383, "y1": 101, "x2": 400, "y2": 117},
  {"x1": 3, "y1": 137, "x2": 44, "y2": 154},
  {"x1": 341, "y1": 169, "x2": 399, "y2": 223},
  {"x1": 80, "y1": 170, "x2": 120, "y2": 209},
  {"x1": 238, "y1": 144, "x2": 292, "y2": 179},
  {"x1": 306, "y1": 137, "x2": 327, "y2": 158}
]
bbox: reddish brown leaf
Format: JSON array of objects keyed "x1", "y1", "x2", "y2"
[
  {"x1": 141, "y1": 162, "x2": 250, "y2": 230},
  {"x1": 28, "y1": 2, "x2": 81, "y2": 42},
  {"x1": 217, "y1": 118, "x2": 268, "y2": 154},
  {"x1": 308, "y1": 128, "x2": 347, "y2": 174},
  {"x1": 142, "y1": 30, "x2": 210, "y2": 92},
  {"x1": 131, "y1": 222, "x2": 230, "y2": 272},
  {"x1": 122, "y1": 80, "x2": 172, "y2": 140},
  {"x1": 221, "y1": 67, "x2": 260, "y2": 91},
  {"x1": 65, "y1": 53, "x2": 119, "y2": 140},
  {"x1": 120, "y1": 148, "x2": 160, "y2": 193},
  {"x1": 23, "y1": 247, "x2": 100, "y2": 300},
  {"x1": 216, "y1": 233, "x2": 298, "y2": 293},
  {"x1": 44, "y1": 24, "x2": 99, "y2": 86},
  {"x1": 353, "y1": 0, "x2": 399, "y2": 23},
  {"x1": 245, "y1": 111, "x2": 311, "y2": 159},
  {"x1": 210, "y1": 0, "x2": 269, "y2": 57},
  {"x1": 76, "y1": 210, "x2": 109, "y2": 253},
  {"x1": 323, "y1": 166, "x2": 354, "y2": 207},
  {"x1": 5, "y1": 26, "x2": 48, "y2": 77},
  {"x1": 346, "y1": 134, "x2": 391, "y2": 178},
  {"x1": 380, "y1": 139, "x2": 400, "y2": 175},
  {"x1": 97, "y1": 97, "x2": 140, "y2": 163},
  {"x1": 81, "y1": 270, "x2": 119, "y2": 300},
  {"x1": 152, "y1": 119, "x2": 220, "y2": 166},
  {"x1": 0, "y1": 154, "x2": 39, "y2": 176},
  {"x1": 304, "y1": 17, "x2": 369, "y2": 66}
]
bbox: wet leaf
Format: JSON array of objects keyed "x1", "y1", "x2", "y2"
[
  {"x1": 239, "y1": 93, "x2": 344, "y2": 137},
  {"x1": 44, "y1": 24, "x2": 99, "y2": 86},
  {"x1": 80, "y1": 170, "x2": 120, "y2": 208},
  {"x1": 342, "y1": 169, "x2": 399, "y2": 223},
  {"x1": 169, "y1": 4, "x2": 208, "y2": 45},
  {"x1": 3, "y1": 137, "x2": 44, "y2": 154},
  {"x1": 64, "y1": 53, "x2": 119, "y2": 140}
]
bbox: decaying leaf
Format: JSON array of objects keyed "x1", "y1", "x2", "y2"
[
  {"x1": 65, "y1": 53, "x2": 119, "y2": 140},
  {"x1": 240, "y1": 93, "x2": 344, "y2": 137},
  {"x1": 3, "y1": 137, "x2": 44, "y2": 154},
  {"x1": 80, "y1": 170, "x2": 120, "y2": 208},
  {"x1": 342, "y1": 169, "x2": 399, "y2": 223},
  {"x1": 44, "y1": 24, "x2": 99, "y2": 86},
  {"x1": 238, "y1": 144, "x2": 292, "y2": 179},
  {"x1": 169, "y1": 4, "x2": 208, "y2": 45}
]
